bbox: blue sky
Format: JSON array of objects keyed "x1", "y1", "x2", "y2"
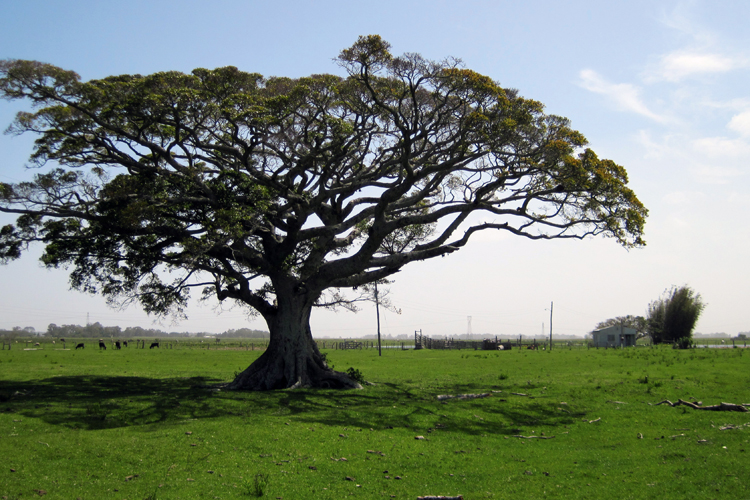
[{"x1": 1, "y1": 1, "x2": 748, "y2": 338}]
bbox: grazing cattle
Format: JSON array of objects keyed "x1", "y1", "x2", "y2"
[
  {"x1": 75, "y1": 343, "x2": 84, "y2": 349},
  {"x1": 98, "y1": 340, "x2": 107, "y2": 350},
  {"x1": 114, "y1": 341, "x2": 121, "y2": 350},
  {"x1": 149, "y1": 342, "x2": 160, "y2": 349},
  {"x1": 122, "y1": 340, "x2": 128, "y2": 347}
]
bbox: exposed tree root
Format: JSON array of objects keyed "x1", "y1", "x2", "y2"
[{"x1": 653, "y1": 399, "x2": 748, "y2": 412}]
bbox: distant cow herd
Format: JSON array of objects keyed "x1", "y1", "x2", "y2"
[{"x1": 70, "y1": 339, "x2": 163, "y2": 350}]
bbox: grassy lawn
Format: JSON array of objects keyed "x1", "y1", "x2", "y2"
[{"x1": 1, "y1": 343, "x2": 749, "y2": 499}]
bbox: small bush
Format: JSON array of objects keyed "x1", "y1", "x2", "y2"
[
  {"x1": 346, "y1": 367, "x2": 365, "y2": 384},
  {"x1": 672, "y1": 337, "x2": 693, "y2": 349},
  {"x1": 250, "y1": 472, "x2": 269, "y2": 497}
]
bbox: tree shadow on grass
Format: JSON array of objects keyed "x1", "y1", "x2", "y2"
[
  {"x1": 273, "y1": 381, "x2": 588, "y2": 436},
  {"x1": 0, "y1": 375, "x2": 228, "y2": 430},
  {"x1": 0, "y1": 376, "x2": 587, "y2": 437}
]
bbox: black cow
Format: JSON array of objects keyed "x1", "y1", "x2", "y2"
[
  {"x1": 149, "y1": 342, "x2": 159, "y2": 349},
  {"x1": 99, "y1": 340, "x2": 107, "y2": 350},
  {"x1": 75, "y1": 343, "x2": 84, "y2": 349},
  {"x1": 122, "y1": 340, "x2": 128, "y2": 347},
  {"x1": 114, "y1": 341, "x2": 121, "y2": 350}
]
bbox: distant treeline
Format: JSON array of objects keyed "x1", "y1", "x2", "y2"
[{"x1": 0, "y1": 323, "x2": 268, "y2": 339}]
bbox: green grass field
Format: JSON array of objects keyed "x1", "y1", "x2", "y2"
[{"x1": 1, "y1": 343, "x2": 749, "y2": 499}]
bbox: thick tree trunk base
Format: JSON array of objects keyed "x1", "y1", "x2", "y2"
[
  {"x1": 226, "y1": 289, "x2": 364, "y2": 391},
  {"x1": 226, "y1": 349, "x2": 362, "y2": 391}
]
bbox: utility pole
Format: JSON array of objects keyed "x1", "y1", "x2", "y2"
[
  {"x1": 549, "y1": 301, "x2": 553, "y2": 351},
  {"x1": 375, "y1": 282, "x2": 382, "y2": 356}
]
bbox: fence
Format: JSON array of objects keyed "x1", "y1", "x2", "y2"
[
  {"x1": 24, "y1": 335, "x2": 741, "y2": 352},
  {"x1": 414, "y1": 332, "x2": 599, "y2": 351},
  {"x1": 3, "y1": 337, "x2": 421, "y2": 352},
  {"x1": 693, "y1": 338, "x2": 748, "y2": 348},
  {"x1": 415, "y1": 333, "x2": 517, "y2": 350}
]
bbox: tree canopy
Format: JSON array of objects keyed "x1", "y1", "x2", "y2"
[
  {"x1": 595, "y1": 315, "x2": 647, "y2": 337},
  {"x1": 0, "y1": 36, "x2": 647, "y2": 389}
]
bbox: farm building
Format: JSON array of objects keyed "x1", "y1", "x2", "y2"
[{"x1": 591, "y1": 325, "x2": 637, "y2": 348}]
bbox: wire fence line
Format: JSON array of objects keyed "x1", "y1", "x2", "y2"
[{"x1": 4, "y1": 335, "x2": 747, "y2": 352}]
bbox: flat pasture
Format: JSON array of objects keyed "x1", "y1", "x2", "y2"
[{"x1": 1, "y1": 344, "x2": 749, "y2": 499}]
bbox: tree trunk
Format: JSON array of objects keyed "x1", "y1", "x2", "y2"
[{"x1": 227, "y1": 290, "x2": 361, "y2": 391}]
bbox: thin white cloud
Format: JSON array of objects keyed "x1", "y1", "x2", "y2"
[
  {"x1": 667, "y1": 215, "x2": 691, "y2": 229},
  {"x1": 658, "y1": 2, "x2": 715, "y2": 46},
  {"x1": 662, "y1": 191, "x2": 705, "y2": 205},
  {"x1": 646, "y1": 3, "x2": 749, "y2": 83},
  {"x1": 646, "y1": 50, "x2": 745, "y2": 82},
  {"x1": 692, "y1": 136, "x2": 750, "y2": 159},
  {"x1": 635, "y1": 131, "x2": 747, "y2": 185},
  {"x1": 728, "y1": 111, "x2": 750, "y2": 137},
  {"x1": 635, "y1": 130, "x2": 683, "y2": 159},
  {"x1": 579, "y1": 69, "x2": 667, "y2": 123},
  {"x1": 728, "y1": 192, "x2": 750, "y2": 204},
  {"x1": 690, "y1": 164, "x2": 744, "y2": 185},
  {"x1": 693, "y1": 97, "x2": 750, "y2": 111}
]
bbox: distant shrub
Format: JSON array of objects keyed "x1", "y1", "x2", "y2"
[{"x1": 672, "y1": 337, "x2": 693, "y2": 350}]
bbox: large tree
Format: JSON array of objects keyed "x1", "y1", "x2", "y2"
[
  {"x1": 646, "y1": 286, "x2": 705, "y2": 346},
  {"x1": 0, "y1": 36, "x2": 647, "y2": 390}
]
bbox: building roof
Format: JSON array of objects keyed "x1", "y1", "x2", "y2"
[{"x1": 592, "y1": 325, "x2": 638, "y2": 336}]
